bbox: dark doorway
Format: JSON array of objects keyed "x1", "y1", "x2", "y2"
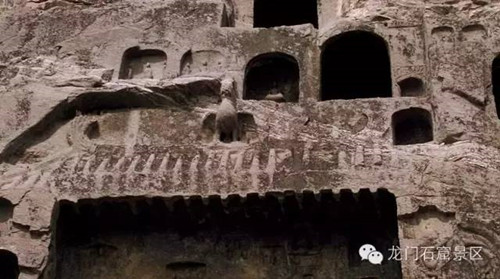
[
  {"x1": 0, "y1": 250, "x2": 19, "y2": 279},
  {"x1": 254, "y1": 0, "x2": 318, "y2": 28},
  {"x1": 492, "y1": 56, "x2": 500, "y2": 119},
  {"x1": 392, "y1": 108, "x2": 433, "y2": 145},
  {"x1": 244, "y1": 53, "x2": 300, "y2": 102},
  {"x1": 54, "y1": 190, "x2": 401, "y2": 279},
  {"x1": 321, "y1": 31, "x2": 392, "y2": 100}
]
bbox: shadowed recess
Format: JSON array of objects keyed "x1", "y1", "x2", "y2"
[
  {"x1": 398, "y1": 77, "x2": 425, "y2": 97},
  {"x1": 118, "y1": 47, "x2": 167, "y2": 79},
  {"x1": 243, "y1": 52, "x2": 300, "y2": 102},
  {"x1": 0, "y1": 198, "x2": 14, "y2": 223},
  {"x1": 461, "y1": 24, "x2": 487, "y2": 38},
  {"x1": 431, "y1": 26, "x2": 454, "y2": 35},
  {"x1": 180, "y1": 50, "x2": 226, "y2": 76},
  {"x1": 202, "y1": 112, "x2": 257, "y2": 143},
  {"x1": 54, "y1": 189, "x2": 402, "y2": 279},
  {"x1": 321, "y1": 31, "x2": 392, "y2": 100},
  {"x1": 0, "y1": 250, "x2": 19, "y2": 279},
  {"x1": 166, "y1": 261, "x2": 207, "y2": 270},
  {"x1": 492, "y1": 56, "x2": 500, "y2": 119},
  {"x1": 392, "y1": 108, "x2": 433, "y2": 145},
  {"x1": 220, "y1": 1, "x2": 235, "y2": 27},
  {"x1": 254, "y1": 0, "x2": 318, "y2": 28}
]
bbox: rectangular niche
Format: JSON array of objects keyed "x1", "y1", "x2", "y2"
[
  {"x1": 54, "y1": 189, "x2": 402, "y2": 279},
  {"x1": 118, "y1": 47, "x2": 167, "y2": 80}
]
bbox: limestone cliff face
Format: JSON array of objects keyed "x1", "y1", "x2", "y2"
[{"x1": 0, "y1": 0, "x2": 499, "y2": 278}]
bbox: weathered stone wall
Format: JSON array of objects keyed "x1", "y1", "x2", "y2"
[{"x1": 0, "y1": 0, "x2": 499, "y2": 278}]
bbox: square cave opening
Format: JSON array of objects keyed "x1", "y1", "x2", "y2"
[
  {"x1": 53, "y1": 189, "x2": 402, "y2": 279},
  {"x1": 253, "y1": 0, "x2": 318, "y2": 28}
]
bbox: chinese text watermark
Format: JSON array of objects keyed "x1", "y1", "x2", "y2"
[
  {"x1": 360, "y1": 244, "x2": 483, "y2": 265},
  {"x1": 387, "y1": 246, "x2": 483, "y2": 262}
]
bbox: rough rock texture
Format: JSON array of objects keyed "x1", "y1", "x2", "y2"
[{"x1": 0, "y1": 0, "x2": 499, "y2": 278}]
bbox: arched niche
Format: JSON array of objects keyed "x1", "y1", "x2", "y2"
[
  {"x1": 180, "y1": 50, "x2": 226, "y2": 76},
  {"x1": 461, "y1": 24, "x2": 487, "y2": 41},
  {"x1": 321, "y1": 31, "x2": 393, "y2": 100},
  {"x1": 398, "y1": 77, "x2": 425, "y2": 97},
  {"x1": 243, "y1": 52, "x2": 300, "y2": 102},
  {"x1": 118, "y1": 47, "x2": 167, "y2": 79},
  {"x1": 392, "y1": 108, "x2": 433, "y2": 145},
  {"x1": 0, "y1": 198, "x2": 14, "y2": 223}
]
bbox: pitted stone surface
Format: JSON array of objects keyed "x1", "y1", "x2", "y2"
[{"x1": 0, "y1": 0, "x2": 499, "y2": 278}]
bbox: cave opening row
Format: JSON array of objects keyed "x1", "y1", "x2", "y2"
[
  {"x1": 117, "y1": 31, "x2": 499, "y2": 146},
  {"x1": 118, "y1": 33, "x2": 434, "y2": 146},
  {"x1": 243, "y1": 31, "x2": 425, "y2": 101},
  {"x1": 118, "y1": 31, "x2": 500, "y2": 120},
  {"x1": 54, "y1": 189, "x2": 402, "y2": 279},
  {"x1": 120, "y1": 31, "x2": 500, "y2": 113},
  {"x1": 246, "y1": 30, "x2": 500, "y2": 123},
  {"x1": 117, "y1": 32, "x2": 433, "y2": 102},
  {"x1": 119, "y1": 31, "x2": 425, "y2": 101}
]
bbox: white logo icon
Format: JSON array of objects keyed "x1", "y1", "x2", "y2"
[
  {"x1": 359, "y1": 244, "x2": 376, "y2": 260},
  {"x1": 359, "y1": 244, "x2": 384, "y2": 265},
  {"x1": 368, "y1": 250, "x2": 384, "y2": 265}
]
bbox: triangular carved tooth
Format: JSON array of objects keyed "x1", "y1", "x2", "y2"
[
  {"x1": 158, "y1": 153, "x2": 170, "y2": 174},
  {"x1": 204, "y1": 151, "x2": 214, "y2": 180},
  {"x1": 232, "y1": 151, "x2": 245, "y2": 173},
  {"x1": 266, "y1": 149, "x2": 276, "y2": 173},
  {"x1": 142, "y1": 154, "x2": 156, "y2": 174},
  {"x1": 83, "y1": 156, "x2": 96, "y2": 175},
  {"x1": 302, "y1": 141, "x2": 313, "y2": 165},
  {"x1": 113, "y1": 157, "x2": 126, "y2": 171},
  {"x1": 205, "y1": 151, "x2": 213, "y2": 171},
  {"x1": 219, "y1": 150, "x2": 230, "y2": 170},
  {"x1": 266, "y1": 149, "x2": 276, "y2": 186},
  {"x1": 338, "y1": 150, "x2": 349, "y2": 169},
  {"x1": 172, "y1": 157, "x2": 183, "y2": 185},
  {"x1": 249, "y1": 153, "x2": 260, "y2": 189},
  {"x1": 354, "y1": 145, "x2": 364, "y2": 167},
  {"x1": 126, "y1": 156, "x2": 141, "y2": 174},
  {"x1": 96, "y1": 158, "x2": 110, "y2": 173},
  {"x1": 373, "y1": 145, "x2": 383, "y2": 166},
  {"x1": 189, "y1": 155, "x2": 200, "y2": 189}
]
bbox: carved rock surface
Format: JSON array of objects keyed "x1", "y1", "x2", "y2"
[{"x1": 0, "y1": 0, "x2": 499, "y2": 279}]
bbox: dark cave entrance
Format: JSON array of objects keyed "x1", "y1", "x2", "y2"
[
  {"x1": 54, "y1": 190, "x2": 402, "y2": 279},
  {"x1": 321, "y1": 31, "x2": 393, "y2": 100},
  {"x1": 492, "y1": 56, "x2": 500, "y2": 119},
  {"x1": 392, "y1": 108, "x2": 433, "y2": 145},
  {"x1": 243, "y1": 53, "x2": 300, "y2": 102},
  {"x1": 0, "y1": 249, "x2": 19, "y2": 279},
  {"x1": 253, "y1": 0, "x2": 318, "y2": 28}
]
